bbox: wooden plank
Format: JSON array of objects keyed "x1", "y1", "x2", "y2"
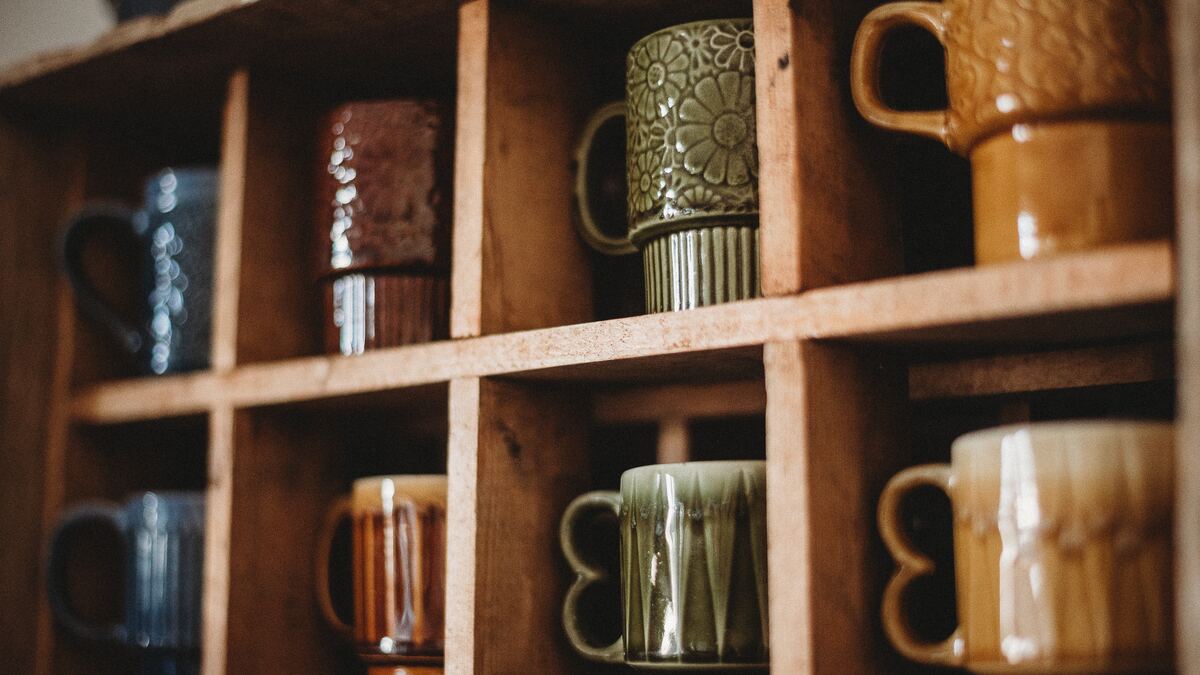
[
  {"x1": 655, "y1": 417, "x2": 691, "y2": 463},
  {"x1": 765, "y1": 341, "x2": 910, "y2": 673},
  {"x1": 71, "y1": 242, "x2": 1176, "y2": 423},
  {"x1": 445, "y1": 377, "x2": 592, "y2": 673},
  {"x1": 909, "y1": 341, "x2": 1175, "y2": 400},
  {"x1": 1172, "y1": 0, "x2": 1200, "y2": 672},
  {"x1": 451, "y1": 0, "x2": 593, "y2": 337},
  {"x1": 753, "y1": 0, "x2": 902, "y2": 294},
  {"x1": 209, "y1": 71, "x2": 248, "y2": 372},
  {"x1": 592, "y1": 380, "x2": 766, "y2": 424},
  {"x1": 443, "y1": 378, "x2": 481, "y2": 675},
  {"x1": 201, "y1": 405, "x2": 233, "y2": 675}
]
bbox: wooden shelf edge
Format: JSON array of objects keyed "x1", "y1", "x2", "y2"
[
  {"x1": 70, "y1": 242, "x2": 1174, "y2": 424},
  {"x1": 0, "y1": 0, "x2": 246, "y2": 93}
]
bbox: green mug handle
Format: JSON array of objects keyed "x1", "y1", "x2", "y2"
[
  {"x1": 573, "y1": 102, "x2": 638, "y2": 256},
  {"x1": 559, "y1": 490, "x2": 624, "y2": 663}
]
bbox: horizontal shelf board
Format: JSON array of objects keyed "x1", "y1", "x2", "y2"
[
  {"x1": 71, "y1": 242, "x2": 1174, "y2": 424},
  {"x1": 0, "y1": 0, "x2": 458, "y2": 117},
  {"x1": 909, "y1": 340, "x2": 1175, "y2": 400}
]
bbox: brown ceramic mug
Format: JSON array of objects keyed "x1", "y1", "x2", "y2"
[
  {"x1": 879, "y1": 421, "x2": 1174, "y2": 672},
  {"x1": 315, "y1": 100, "x2": 452, "y2": 354},
  {"x1": 317, "y1": 475, "x2": 447, "y2": 674},
  {"x1": 851, "y1": 0, "x2": 1173, "y2": 264}
]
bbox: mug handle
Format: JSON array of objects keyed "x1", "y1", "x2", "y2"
[
  {"x1": 877, "y1": 464, "x2": 963, "y2": 667},
  {"x1": 61, "y1": 205, "x2": 145, "y2": 354},
  {"x1": 46, "y1": 501, "x2": 127, "y2": 644},
  {"x1": 850, "y1": 3, "x2": 953, "y2": 149},
  {"x1": 559, "y1": 490, "x2": 624, "y2": 663},
  {"x1": 315, "y1": 497, "x2": 354, "y2": 638},
  {"x1": 573, "y1": 102, "x2": 638, "y2": 256}
]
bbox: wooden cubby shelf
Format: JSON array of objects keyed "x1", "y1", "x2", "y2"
[{"x1": 2, "y1": 0, "x2": 1194, "y2": 674}]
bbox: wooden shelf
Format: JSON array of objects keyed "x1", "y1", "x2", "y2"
[
  {"x1": 2, "y1": 0, "x2": 1189, "y2": 673},
  {"x1": 71, "y1": 241, "x2": 1173, "y2": 424}
]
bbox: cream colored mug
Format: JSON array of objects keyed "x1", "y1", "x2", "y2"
[{"x1": 879, "y1": 420, "x2": 1174, "y2": 672}]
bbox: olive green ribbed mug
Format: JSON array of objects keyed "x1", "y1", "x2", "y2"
[
  {"x1": 560, "y1": 461, "x2": 769, "y2": 669},
  {"x1": 574, "y1": 19, "x2": 761, "y2": 313}
]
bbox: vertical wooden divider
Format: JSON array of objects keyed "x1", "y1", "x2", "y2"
[
  {"x1": 446, "y1": 377, "x2": 593, "y2": 673},
  {"x1": 753, "y1": 0, "x2": 902, "y2": 293},
  {"x1": 450, "y1": 0, "x2": 593, "y2": 339},
  {"x1": 1172, "y1": 0, "x2": 1200, "y2": 671},
  {"x1": 765, "y1": 341, "x2": 909, "y2": 673},
  {"x1": 201, "y1": 70, "x2": 250, "y2": 675}
]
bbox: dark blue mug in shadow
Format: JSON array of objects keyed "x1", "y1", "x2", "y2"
[
  {"x1": 47, "y1": 491, "x2": 205, "y2": 675},
  {"x1": 63, "y1": 167, "x2": 218, "y2": 375}
]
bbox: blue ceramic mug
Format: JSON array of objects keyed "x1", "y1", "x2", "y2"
[
  {"x1": 63, "y1": 167, "x2": 218, "y2": 375},
  {"x1": 47, "y1": 491, "x2": 205, "y2": 674}
]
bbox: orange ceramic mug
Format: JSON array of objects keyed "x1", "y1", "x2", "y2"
[
  {"x1": 316, "y1": 475, "x2": 447, "y2": 675},
  {"x1": 851, "y1": 0, "x2": 1174, "y2": 263}
]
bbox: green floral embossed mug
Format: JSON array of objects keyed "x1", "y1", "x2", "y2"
[
  {"x1": 574, "y1": 19, "x2": 761, "y2": 313},
  {"x1": 560, "y1": 461, "x2": 769, "y2": 669}
]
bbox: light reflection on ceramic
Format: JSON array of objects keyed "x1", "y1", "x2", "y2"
[
  {"x1": 47, "y1": 492, "x2": 205, "y2": 674},
  {"x1": 63, "y1": 167, "x2": 217, "y2": 375}
]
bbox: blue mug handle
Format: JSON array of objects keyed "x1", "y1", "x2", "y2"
[
  {"x1": 61, "y1": 205, "x2": 144, "y2": 355},
  {"x1": 46, "y1": 501, "x2": 128, "y2": 644}
]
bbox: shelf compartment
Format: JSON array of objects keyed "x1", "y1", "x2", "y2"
[{"x1": 71, "y1": 241, "x2": 1173, "y2": 425}]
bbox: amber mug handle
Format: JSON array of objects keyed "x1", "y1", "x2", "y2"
[
  {"x1": 573, "y1": 102, "x2": 638, "y2": 256},
  {"x1": 877, "y1": 464, "x2": 963, "y2": 667},
  {"x1": 850, "y1": 2, "x2": 953, "y2": 149},
  {"x1": 315, "y1": 497, "x2": 354, "y2": 639},
  {"x1": 559, "y1": 490, "x2": 624, "y2": 663}
]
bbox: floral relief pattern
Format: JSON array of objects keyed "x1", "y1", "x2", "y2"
[{"x1": 625, "y1": 19, "x2": 759, "y2": 240}]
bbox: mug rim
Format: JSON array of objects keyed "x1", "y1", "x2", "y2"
[
  {"x1": 621, "y1": 459, "x2": 765, "y2": 480},
  {"x1": 629, "y1": 17, "x2": 754, "y2": 54},
  {"x1": 952, "y1": 418, "x2": 1172, "y2": 454}
]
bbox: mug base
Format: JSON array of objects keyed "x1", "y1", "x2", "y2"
[
  {"x1": 627, "y1": 661, "x2": 768, "y2": 671},
  {"x1": 323, "y1": 271, "x2": 448, "y2": 355},
  {"x1": 641, "y1": 225, "x2": 759, "y2": 313},
  {"x1": 367, "y1": 667, "x2": 444, "y2": 675},
  {"x1": 969, "y1": 119, "x2": 1173, "y2": 264}
]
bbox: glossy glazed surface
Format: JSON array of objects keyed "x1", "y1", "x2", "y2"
[
  {"x1": 320, "y1": 476, "x2": 447, "y2": 667},
  {"x1": 63, "y1": 168, "x2": 217, "y2": 374},
  {"x1": 642, "y1": 225, "x2": 757, "y2": 312},
  {"x1": 562, "y1": 461, "x2": 768, "y2": 668},
  {"x1": 315, "y1": 100, "x2": 453, "y2": 276},
  {"x1": 850, "y1": 0, "x2": 1173, "y2": 263},
  {"x1": 47, "y1": 492, "x2": 205, "y2": 674},
  {"x1": 323, "y1": 273, "x2": 449, "y2": 355},
  {"x1": 879, "y1": 421, "x2": 1173, "y2": 672}
]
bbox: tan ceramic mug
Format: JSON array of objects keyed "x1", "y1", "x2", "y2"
[
  {"x1": 879, "y1": 421, "x2": 1174, "y2": 672},
  {"x1": 317, "y1": 475, "x2": 447, "y2": 675},
  {"x1": 851, "y1": 0, "x2": 1173, "y2": 264}
]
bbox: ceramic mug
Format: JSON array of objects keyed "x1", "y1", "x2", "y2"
[
  {"x1": 315, "y1": 100, "x2": 452, "y2": 355},
  {"x1": 317, "y1": 475, "x2": 447, "y2": 675},
  {"x1": 63, "y1": 167, "x2": 218, "y2": 374},
  {"x1": 47, "y1": 491, "x2": 206, "y2": 675},
  {"x1": 560, "y1": 461, "x2": 768, "y2": 668},
  {"x1": 574, "y1": 19, "x2": 761, "y2": 313},
  {"x1": 879, "y1": 421, "x2": 1174, "y2": 672},
  {"x1": 850, "y1": 0, "x2": 1173, "y2": 263}
]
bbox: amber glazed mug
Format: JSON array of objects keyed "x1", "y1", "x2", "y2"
[
  {"x1": 317, "y1": 475, "x2": 447, "y2": 675},
  {"x1": 560, "y1": 461, "x2": 768, "y2": 669},
  {"x1": 575, "y1": 19, "x2": 761, "y2": 312},
  {"x1": 851, "y1": 0, "x2": 1173, "y2": 263},
  {"x1": 879, "y1": 421, "x2": 1174, "y2": 672},
  {"x1": 315, "y1": 100, "x2": 452, "y2": 355}
]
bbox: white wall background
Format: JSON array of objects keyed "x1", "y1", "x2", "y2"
[{"x1": 0, "y1": 0, "x2": 114, "y2": 69}]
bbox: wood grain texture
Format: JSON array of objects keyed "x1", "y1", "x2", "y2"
[
  {"x1": 592, "y1": 380, "x2": 766, "y2": 424},
  {"x1": 209, "y1": 71, "x2": 248, "y2": 372},
  {"x1": 72, "y1": 243, "x2": 1174, "y2": 424},
  {"x1": 451, "y1": 0, "x2": 593, "y2": 337},
  {"x1": 449, "y1": 0, "x2": 488, "y2": 339},
  {"x1": 753, "y1": 0, "x2": 902, "y2": 293},
  {"x1": 1172, "y1": 0, "x2": 1200, "y2": 672},
  {"x1": 765, "y1": 341, "x2": 910, "y2": 673},
  {"x1": 201, "y1": 405, "x2": 233, "y2": 675},
  {"x1": 446, "y1": 378, "x2": 594, "y2": 673},
  {"x1": 909, "y1": 341, "x2": 1174, "y2": 400}
]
